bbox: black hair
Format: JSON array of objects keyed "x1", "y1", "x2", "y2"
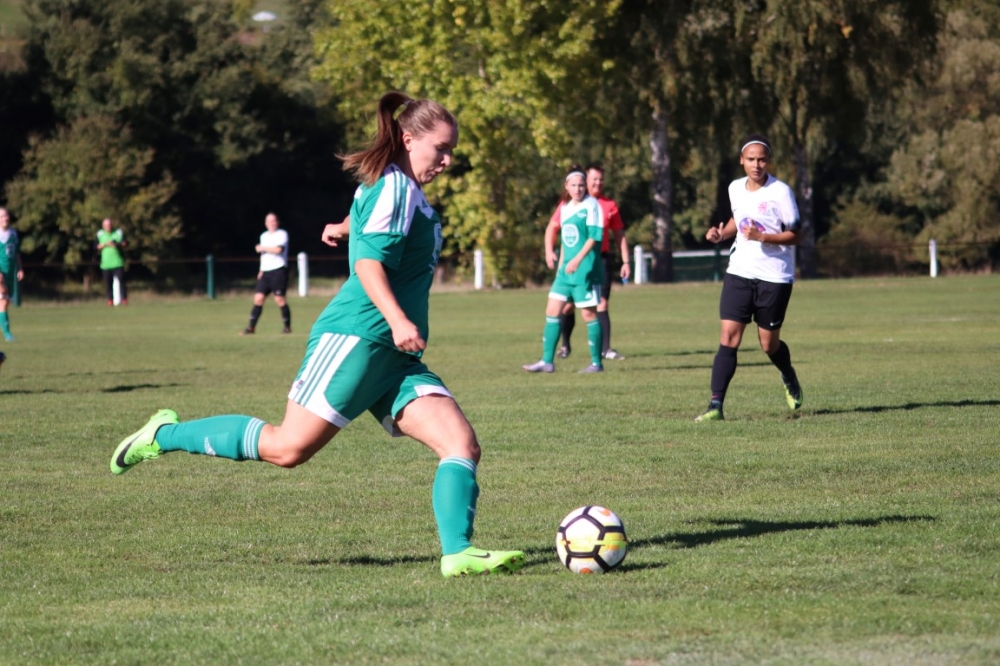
[{"x1": 739, "y1": 133, "x2": 772, "y2": 156}]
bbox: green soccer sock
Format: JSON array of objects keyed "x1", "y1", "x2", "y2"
[
  {"x1": 155, "y1": 415, "x2": 264, "y2": 461},
  {"x1": 542, "y1": 316, "x2": 561, "y2": 363},
  {"x1": 0, "y1": 312, "x2": 10, "y2": 338},
  {"x1": 432, "y1": 457, "x2": 480, "y2": 556},
  {"x1": 586, "y1": 319, "x2": 603, "y2": 366}
]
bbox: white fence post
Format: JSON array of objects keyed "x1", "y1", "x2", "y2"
[
  {"x1": 297, "y1": 252, "x2": 309, "y2": 296},
  {"x1": 633, "y1": 245, "x2": 645, "y2": 284},
  {"x1": 474, "y1": 249, "x2": 484, "y2": 290},
  {"x1": 112, "y1": 276, "x2": 121, "y2": 305},
  {"x1": 929, "y1": 239, "x2": 938, "y2": 278}
]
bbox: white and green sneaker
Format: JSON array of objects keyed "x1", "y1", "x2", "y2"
[
  {"x1": 441, "y1": 546, "x2": 527, "y2": 578},
  {"x1": 110, "y1": 409, "x2": 179, "y2": 475}
]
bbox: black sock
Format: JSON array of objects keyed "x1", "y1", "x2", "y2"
[
  {"x1": 249, "y1": 305, "x2": 263, "y2": 328},
  {"x1": 598, "y1": 311, "x2": 611, "y2": 353},
  {"x1": 280, "y1": 304, "x2": 291, "y2": 328},
  {"x1": 710, "y1": 345, "x2": 738, "y2": 405},
  {"x1": 767, "y1": 341, "x2": 797, "y2": 383},
  {"x1": 560, "y1": 312, "x2": 575, "y2": 348}
]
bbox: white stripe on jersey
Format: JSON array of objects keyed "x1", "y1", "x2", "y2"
[{"x1": 361, "y1": 166, "x2": 415, "y2": 236}]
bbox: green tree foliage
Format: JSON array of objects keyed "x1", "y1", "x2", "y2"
[
  {"x1": 7, "y1": 0, "x2": 347, "y2": 267},
  {"x1": 736, "y1": 0, "x2": 938, "y2": 277},
  {"x1": 5, "y1": 115, "x2": 179, "y2": 265},
  {"x1": 314, "y1": 0, "x2": 620, "y2": 286},
  {"x1": 877, "y1": 9, "x2": 1000, "y2": 270}
]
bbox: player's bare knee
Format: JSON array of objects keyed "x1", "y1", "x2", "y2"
[
  {"x1": 465, "y1": 437, "x2": 482, "y2": 464},
  {"x1": 266, "y1": 442, "x2": 318, "y2": 468}
]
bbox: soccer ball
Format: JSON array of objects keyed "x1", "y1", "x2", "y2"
[{"x1": 556, "y1": 506, "x2": 628, "y2": 574}]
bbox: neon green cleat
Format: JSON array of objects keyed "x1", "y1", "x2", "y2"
[
  {"x1": 110, "y1": 409, "x2": 179, "y2": 475},
  {"x1": 440, "y1": 546, "x2": 527, "y2": 578},
  {"x1": 694, "y1": 403, "x2": 724, "y2": 422},
  {"x1": 784, "y1": 381, "x2": 803, "y2": 411}
]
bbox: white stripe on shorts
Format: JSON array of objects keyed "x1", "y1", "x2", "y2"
[{"x1": 287, "y1": 333, "x2": 358, "y2": 428}]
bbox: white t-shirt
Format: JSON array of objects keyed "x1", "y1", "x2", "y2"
[
  {"x1": 725, "y1": 175, "x2": 800, "y2": 283},
  {"x1": 258, "y1": 229, "x2": 289, "y2": 272}
]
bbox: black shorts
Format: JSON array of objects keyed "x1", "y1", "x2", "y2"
[
  {"x1": 255, "y1": 267, "x2": 289, "y2": 296},
  {"x1": 719, "y1": 273, "x2": 793, "y2": 330},
  {"x1": 600, "y1": 253, "x2": 615, "y2": 300}
]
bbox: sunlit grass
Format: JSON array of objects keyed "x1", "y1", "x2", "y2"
[{"x1": 1, "y1": 275, "x2": 999, "y2": 664}]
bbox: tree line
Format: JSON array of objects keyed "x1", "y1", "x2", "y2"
[{"x1": 0, "y1": 0, "x2": 997, "y2": 286}]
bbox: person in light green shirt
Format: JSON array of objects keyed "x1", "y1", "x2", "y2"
[
  {"x1": 109, "y1": 91, "x2": 526, "y2": 579},
  {"x1": 96, "y1": 218, "x2": 127, "y2": 305},
  {"x1": 0, "y1": 208, "x2": 23, "y2": 341}
]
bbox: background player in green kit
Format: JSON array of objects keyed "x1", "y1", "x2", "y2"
[
  {"x1": 523, "y1": 165, "x2": 605, "y2": 373},
  {"x1": 96, "y1": 217, "x2": 127, "y2": 306},
  {"x1": 109, "y1": 91, "x2": 526, "y2": 578},
  {"x1": 0, "y1": 208, "x2": 24, "y2": 341}
]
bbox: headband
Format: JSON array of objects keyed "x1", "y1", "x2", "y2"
[
  {"x1": 565, "y1": 170, "x2": 586, "y2": 182},
  {"x1": 740, "y1": 140, "x2": 770, "y2": 154}
]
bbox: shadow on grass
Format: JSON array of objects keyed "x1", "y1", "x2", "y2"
[
  {"x1": 813, "y1": 399, "x2": 1000, "y2": 415},
  {"x1": 102, "y1": 382, "x2": 183, "y2": 393},
  {"x1": 627, "y1": 361, "x2": 774, "y2": 372},
  {"x1": 0, "y1": 383, "x2": 181, "y2": 394},
  {"x1": 0, "y1": 388, "x2": 60, "y2": 395},
  {"x1": 306, "y1": 554, "x2": 437, "y2": 567},
  {"x1": 624, "y1": 349, "x2": 716, "y2": 359},
  {"x1": 632, "y1": 515, "x2": 936, "y2": 551},
  {"x1": 299, "y1": 516, "x2": 933, "y2": 572}
]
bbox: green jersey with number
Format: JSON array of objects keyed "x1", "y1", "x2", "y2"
[
  {"x1": 313, "y1": 165, "x2": 442, "y2": 356},
  {"x1": 0, "y1": 229, "x2": 19, "y2": 274},
  {"x1": 557, "y1": 195, "x2": 604, "y2": 286},
  {"x1": 97, "y1": 228, "x2": 125, "y2": 270}
]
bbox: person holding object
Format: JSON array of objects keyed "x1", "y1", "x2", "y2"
[
  {"x1": 242, "y1": 212, "x2": 291, "y2": 335},
  {"x1": 695, "y1": 134, "x2": 803, "y2": 422},
  {"x1": 110, "y1": 91, "x2": 526, "y2": 579}
]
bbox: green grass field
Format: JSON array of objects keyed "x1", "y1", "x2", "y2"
[{"x1": 2, "y1": 276, "x2": 999, "y2": 664}]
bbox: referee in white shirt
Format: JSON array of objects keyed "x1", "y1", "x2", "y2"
[{"x1": 242, "y1": 212, "x2": 291, "y2": 335}]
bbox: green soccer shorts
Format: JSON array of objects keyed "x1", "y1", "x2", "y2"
[
  {"x1": 288, "y1": 333, "x2": 452, "y2": 436},
  {"x1": 548, "y1": 273, "x2": 601, "y2": 308}
]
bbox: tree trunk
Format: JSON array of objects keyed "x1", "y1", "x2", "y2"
[
  {"x1": 793, "y1": 142, "x2": 817, "y2": 278},
  {"x1": 650, "y1": 104, "x2": 673, "y2": 282}
]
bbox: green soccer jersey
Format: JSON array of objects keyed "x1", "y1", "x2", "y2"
[
  {"x1": 556, "y1": 196, "x2": 604, "y2": 286},
  {"x1": 97, "y1": 229, "x2": 125, "y2": 270},
  {"x1": 313, "y1": 165, "x2": 442, "y2": 356},
  {"x1": 0, "y1": 228, "x2": 19, "y2": 274}
]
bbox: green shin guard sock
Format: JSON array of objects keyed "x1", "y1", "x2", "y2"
[
  {"x1": 586, "y1": 319, "x2": 603, "y2": 366},
  {"x1": 0, "y1": 312, "x2": 10, "y2": 338},
  {"x1": 433, "y1": 457, "x2": 480, "y2": 556},
  {"x1": 156, "y1": 415, "x2": 264, "y2": 461},
  {"x1": 542, "y1": 316, "x2": 561, "y2": 364}
]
